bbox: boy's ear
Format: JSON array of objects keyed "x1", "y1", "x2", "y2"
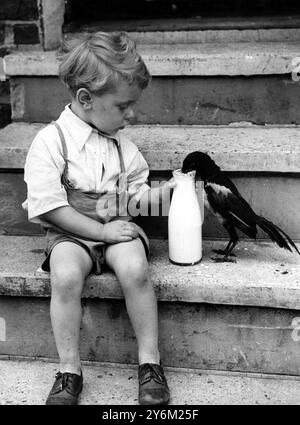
[{"x1": 76, "y1": 88, "x2": 93, "y2": 109}]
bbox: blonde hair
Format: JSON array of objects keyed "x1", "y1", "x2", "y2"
[{"x1": 58, "y1": 31, "x2": 151, "y2": 96}]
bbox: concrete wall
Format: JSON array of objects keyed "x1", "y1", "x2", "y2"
[
  {"x1": 10, "y1": 75, "x2": 300, "y2": 125},
  {"x1": 0, "y1": 80, "x2": 10, "y2": 129},
  {"x1": 0, "y1": 1, "x2": 66, "y2": 128},
  {"x1": 1, "y1": 172, "x2": 299, "y2": 240},
  {"x1": 0, "y1": 0, "x2": 40, "y2": 50},
  {"x1": 2, "y1": 296, "x2": 300, "y2": 375},
  {"x1": 0, "y1": 0, "x2": 65, "y2": 51},
  {"x1": 0, "y1": 0, "x2": 41, "y2": 129}
]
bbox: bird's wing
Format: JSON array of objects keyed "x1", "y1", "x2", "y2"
[
  {"x1": 210, "y1": 171, "x2": 241, "y2": 197},
  {"x1": 205, "y1": 180, "x2": 257, "y2": 237}
]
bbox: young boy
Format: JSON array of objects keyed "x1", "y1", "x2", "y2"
[{"x1": 22, "y1": 31, "x2": 174, "y2": 405}]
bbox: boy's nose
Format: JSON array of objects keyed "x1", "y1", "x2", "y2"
[{"x1": 125, "y1": 108, "x2": 135, "y2": 121}]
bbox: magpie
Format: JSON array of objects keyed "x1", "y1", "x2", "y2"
[{"x1": 182, "y1": 151, "x2": 300, "y2": 262}]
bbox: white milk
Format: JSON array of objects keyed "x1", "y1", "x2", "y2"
[{"x1": 168, "y1": 169, "x2": 202, "y2": 265}]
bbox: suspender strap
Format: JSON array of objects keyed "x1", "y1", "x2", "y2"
[
  {"x1": 113, "y1": 140, "x2": 126, "y2": 217},
  {"x1": 52, "y1": 121, "x2": 125, "y2": 175},
  {"x1": 51, "y1": 121, "x2": 68, "y2": 160},
  {"x1": 116, "y1": 142, "x2": 126, "y2": 175},
  {"x1": 51, "y1": 121, "x2": 128, "y2": 218}
]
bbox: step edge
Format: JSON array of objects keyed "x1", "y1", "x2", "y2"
[
  {"x1": 1, "y1": 266, "x2": 300, "y2": 310},
  {"x1": 2, "y1": 354, "x2": 300, "y2": 381},
  {"x1": 1, "y1": 236, "x2": 300, "y2": 312},
  {"x1": 1, "y1": 123, "x2": 300, "y2": 172},
  {"x1": 4, "y1": 42, "x2": 300, "y2": 76},
  {"x1": 66, "y1": 28, "x2": 300, "y2": 44}
]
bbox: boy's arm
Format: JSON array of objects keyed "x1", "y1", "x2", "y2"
[
  {"x1": 138, "y1": 178, "x2": 176, "y2": 209},
  {"x1": 42, "y1": 206, "x2": 137, "y2": 243},
  {"x1": 42, "y1": 206, "x2": 104, "y2": 240},
  {"x1": 125, "y1": 146, "x2": 176, "y2": 214},
  {"x1": 24, "y1": 129, "x2": 136, "y2": 243}
]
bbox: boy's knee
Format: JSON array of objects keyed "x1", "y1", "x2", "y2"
[
  {"x1": 119, "y1": 257, "x2": 149, "y2": 290},
  {"x1": 51, "y1": 266, "x2": 84, "y2": 300}
]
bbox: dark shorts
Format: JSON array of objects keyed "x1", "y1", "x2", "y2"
[{"x1": 41, "y1": 228, "x2": 150, "y2": 275}]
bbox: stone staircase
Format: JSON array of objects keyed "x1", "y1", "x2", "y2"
[
  {"x1": 2, "y1": 358, "x2": 300, "y2": 405},
  {"x1": 1, "y1": 235, "x2": 300, "y2": 375},
  {"x1": 1, "y1": 0, "x2": 300, "y2": 389}
]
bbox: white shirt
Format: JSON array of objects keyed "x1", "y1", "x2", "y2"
[{"x1": 23, "y1": 105, "x2": 150, "y2": 224}]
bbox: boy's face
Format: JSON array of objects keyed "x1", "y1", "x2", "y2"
[{"x1": 88, "y1": 79, "x2": 143, "y2": 135}]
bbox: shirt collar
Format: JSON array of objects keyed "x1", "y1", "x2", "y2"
[{"x1": 59, "y1": 104, "x2": 120, "y2": 152}]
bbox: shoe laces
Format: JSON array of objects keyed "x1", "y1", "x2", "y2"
[
  {"x1": 139, "y1": 363, "x2": 165, "y2": 384},
  {"x1": 55, "y1": 372, "x2": 76, "y2": 391}
]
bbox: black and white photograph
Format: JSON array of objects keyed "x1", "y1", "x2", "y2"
[{"x1": 0, "y1": 0, "x2": 300, "y2": 413}]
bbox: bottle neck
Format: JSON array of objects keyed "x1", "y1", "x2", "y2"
[
  {"x1": 172, "y1": 169, "x2": 197, "y2": 196},
  {"x1": 174, "y1": 174, "x2": 196, "y2": 192}
]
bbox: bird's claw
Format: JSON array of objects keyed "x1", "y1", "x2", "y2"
[
  {"x1": 211, "y1": 256, "x2": 237, "y2": 263},
  {"x1": 212, "y1": 249, "x2": 236, "y2": 257}
]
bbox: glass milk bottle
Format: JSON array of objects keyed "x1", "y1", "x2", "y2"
[{"x1": 168, "y1": 169, "x2": 202, "y2": 265}]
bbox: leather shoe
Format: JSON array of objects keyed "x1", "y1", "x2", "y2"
[
  {"x1": 46, "y1": 371, "x2": 83, "y2": 405},
  {"x1": 138, "y1": 363, "x2": 170, "y2": 405}
]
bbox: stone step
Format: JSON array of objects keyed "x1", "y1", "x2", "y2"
[
  {"x1": 7, "y1": 74, "x2": 300, "y2": 125},
  {"x1": 4, "y1": 42, "x2": 300, "y2": 77},
  {"x1": 1, "y1": 358, "x2": 300, "y2": 405},
  {"x1": 65, "y1": 16, "x2": 300, "y2": 44},
  {"x1": 0, "y1": 122, "x2": 299, "y2": 239},
  {"x1": 12, "y1": 77, "x2": 300, "y2": 125},
  {"x1": 1, "y1": 236, "x2": 300, "y2": 375},
  {"x1": 1, "y1": 236, "x2": 300, "y2": 308},
  {"x1": 4, "y1": 42, "x2": 300, "y2": 124},
  {"x1": 4, "y1": 38, "x2": 300, "y2": 125},
  {"x1": 67, "y1": 28, "x2": 300, "y2": 44},
  {"x1": 1, "y1": 171, "x2": 299, "y2": 239},
  {"x1": 1, "y1": 172, "x2": 299, "y2": 241},
  {"x1": 2, "y1": 122, "x2": 300, "y2": 172}
]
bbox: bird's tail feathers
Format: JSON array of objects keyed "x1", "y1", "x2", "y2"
[{"x1": 256, "y1": 216, "x2": 300, "y2": 255}]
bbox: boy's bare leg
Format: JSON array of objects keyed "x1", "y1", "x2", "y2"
[
  {"x1": 105, "y1": 238, "x2": 160, "y2": 365},
  {"x1": 49, "y1": 242, "x2": 93, "y2": 375}
]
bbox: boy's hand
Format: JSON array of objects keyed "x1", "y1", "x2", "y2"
[
  {"x1": 102, "y1": 220, "x2": 139, "y2": 243},
  {"x1": 164, "y1": 177, "x2": 177, "y2": 190}
]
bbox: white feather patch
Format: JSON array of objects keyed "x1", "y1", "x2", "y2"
[
  {"x1": 203, "y1": 191, "x2": 210, "y2": 209},
  {"x1": 204, "y1": 191, "x2": 225, "y2": 223},
  {"x1": 205, "y1": 183, "x2": 250, "y2": 228},
  {"x1": 206, "y1": 182, "x2": 232, "y2": 196}
]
